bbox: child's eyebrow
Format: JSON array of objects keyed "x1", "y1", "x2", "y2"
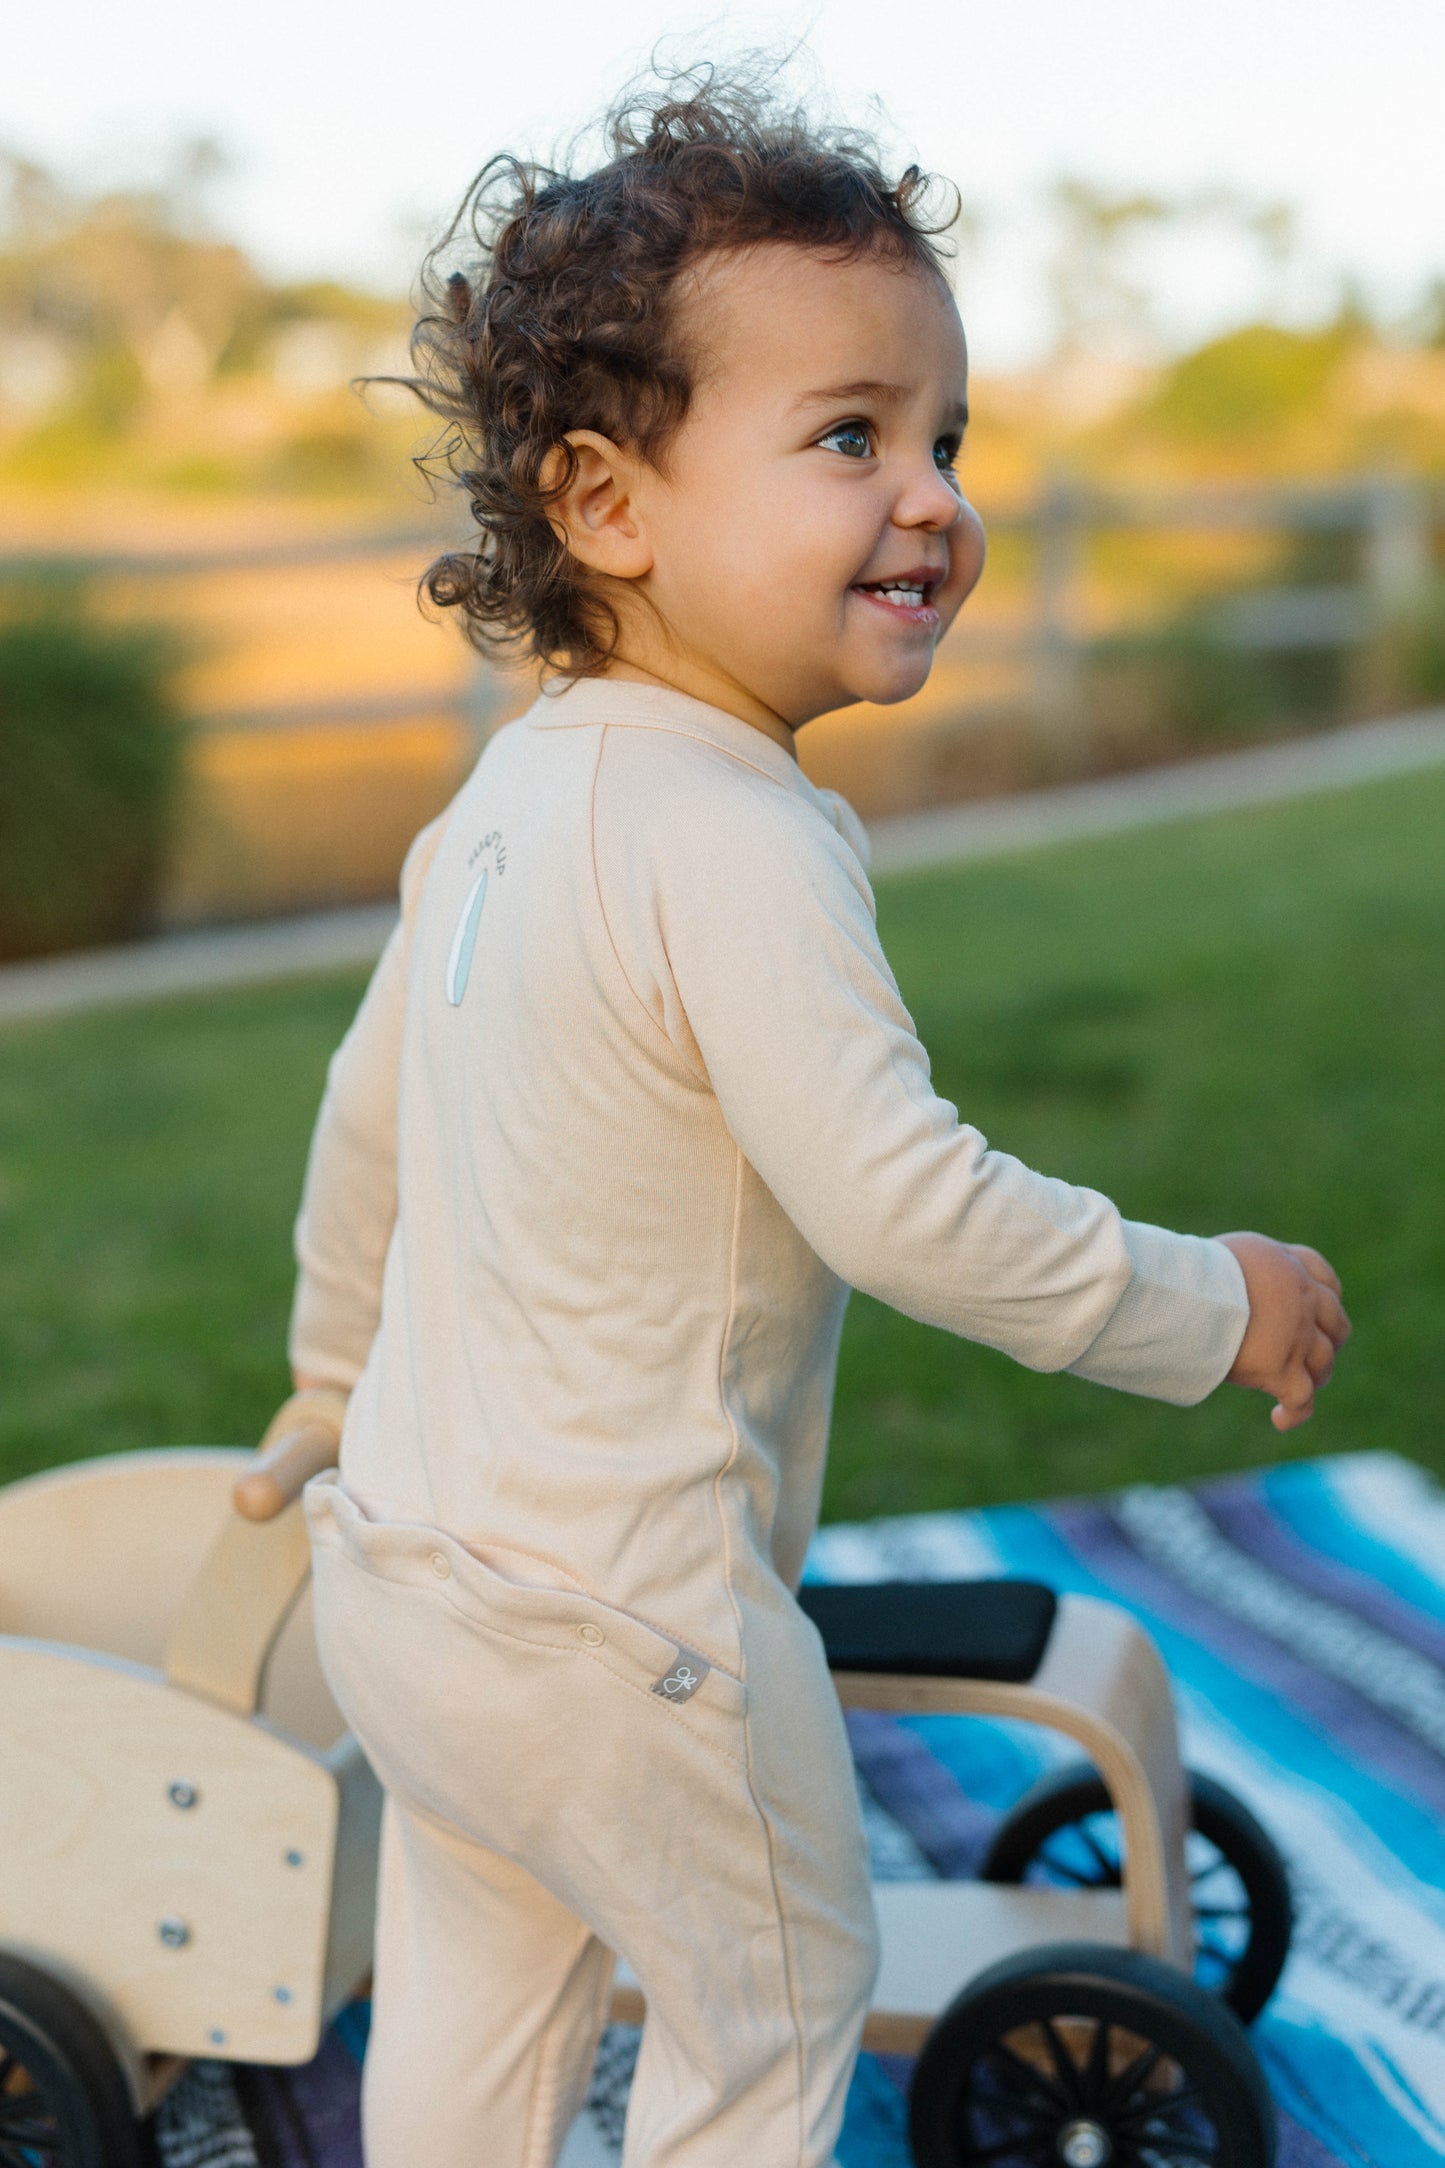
[{"x1": 791, "y1": 379, "x2": 969, "y2": 428}]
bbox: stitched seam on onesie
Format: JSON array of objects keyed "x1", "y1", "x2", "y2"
[
  {"x1": 426, "y1": 1586, "x2": 749, "y2": 1765},
  {"x1": 588, "y1": 723, "x2": 708, "y2": 1083},
  {"x1": 712, "y1": 1145, "x2": 810, "y2": 2164},
  {"x1": 577, "y1": 1648, "x2": 750, "y2": 1770},
  {"x1": 435, "y1": 1560, "x2": 742, "y2": 1689},
  {"x1": 519, "y1": 1912, "x2": 598, "y2": 2168},
  {"x1": 544, "y1": 705, "x2": 808, "y2": 798},
  {"x1": 601, "y1": 1597, "x2": 740, "y2": 1683}
]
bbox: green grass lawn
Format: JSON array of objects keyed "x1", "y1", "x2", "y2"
[{"x1": 2, "y1": 763, "x2": 1442, "y2": 1518}]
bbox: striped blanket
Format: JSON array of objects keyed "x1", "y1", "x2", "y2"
[{"x1": 155, "y1": 1452, "x2": 1445, "y2": 2167}]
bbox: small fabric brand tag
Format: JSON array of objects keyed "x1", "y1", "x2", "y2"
[{"x1": 651, "y1": 1646, "x2": 711, "y2": 1704}]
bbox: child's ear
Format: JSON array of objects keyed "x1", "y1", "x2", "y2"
[{"x1": 541, "y1": 430, "x2": 653, "y2": 581}]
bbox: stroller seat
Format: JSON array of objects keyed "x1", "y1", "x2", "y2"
[{"x1": 798, "y1": 1578, "x2": 1057, "y2": 1682}]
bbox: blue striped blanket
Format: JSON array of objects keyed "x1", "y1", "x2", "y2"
[{"x1": 155, "y1": 1452, "x2": 1445, "y2": 2167}]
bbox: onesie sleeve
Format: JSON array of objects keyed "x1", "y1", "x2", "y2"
[
  {"x1": 599, "y1": 754, "x2": 1247, "y2": 1406},
  {"x1": 287, "y1": 816, "x2": 446, "y2": 1389}
]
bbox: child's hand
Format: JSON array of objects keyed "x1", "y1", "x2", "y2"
[{"x1": 1216, "y1": 1232, "x2": 1351, "y2": 1432}]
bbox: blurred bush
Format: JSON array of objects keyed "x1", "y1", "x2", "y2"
[
  {"x1": 0, "y1": 585, "x2": 185, "y2": 960},
  {"x1": 1089, "y1": 600, "x2": 1347, "y2": 746},
  {"x1": 1396, "y1": 580, "x2": 1445, "y2": 703}
]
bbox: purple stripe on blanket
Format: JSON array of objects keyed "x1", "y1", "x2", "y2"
[
  {"x1": 283, "y1": 2033, "x2": 364, "y2": 2168},
  {"x1": 235, "y1": 2030, "x2": 367, "y2": 2168},
  {"x1": 1200, "y1": 1477, "x2": 1445, "y2": 1671},
  {"x1": 1049, "y1": 1500, "x2": 1445, "y2": 1816},
  {"x1": 1275, "y1": 2107, "x2": 1360, "y2": 2168},
  {"x1": 233, "y1": 2065, "x2": 314, "y2": 2168},
  {"x1": 845, "y1": 1707, "x2": 998, "y2": 1877}
]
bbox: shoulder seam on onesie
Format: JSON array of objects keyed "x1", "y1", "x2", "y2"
[
  {"x1": 578, "y1": 712, "x2": 809, "y2": 798},
  {"x1": 589, "y1": 722, "x2": 710, "y2": 1084}
]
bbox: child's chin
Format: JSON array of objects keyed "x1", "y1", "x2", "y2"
[{"x1": 848, "y1": 658, "x2": 935, "y2": 709}]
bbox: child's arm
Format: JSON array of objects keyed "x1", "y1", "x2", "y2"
[
  {"x1": 601, "y1": 759, "x2": 1343, "y2": 1416},
  {"x1": 288, "y1": 818, "x2": 446, "y2": 1393}
]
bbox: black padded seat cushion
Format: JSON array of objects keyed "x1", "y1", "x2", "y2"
[{"x1": 797, "y1": 1578, "x2": 1057, "y2": 1682}]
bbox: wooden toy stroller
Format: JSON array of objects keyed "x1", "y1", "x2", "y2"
[
  {"x1": 0, "y1": 1403, "x2": 1291, "y2": 2167},
  {"x1": 790, "y1": 1578, "x2": 1292, "y2": 2167},
  {"x1": 0, "y1": 1395, "x2": 376, "y2": 2166}
]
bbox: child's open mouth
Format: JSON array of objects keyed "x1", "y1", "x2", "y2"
[{"x1": 851, "y1": 570, "x2": 941, "y2": 624}]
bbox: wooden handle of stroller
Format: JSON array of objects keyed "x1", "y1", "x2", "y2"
[{"x1": 233, "y1": 1387, "x2": 348, "y2": 1521}]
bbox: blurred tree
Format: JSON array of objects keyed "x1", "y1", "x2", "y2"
[
  {"x1": 1044, "y1": 180, "x2": 1175, "y2": 356},
  {"x1": 1148, "y1": 314, "x2": 1363, "y2": 441},
  {"x1": 0, "y1": 146, "x2": 260, "y2": 383},
  {"x1": 1043, "y1": 180, "x2": 1306, "y2": 364},
  {"x1": 0, "y1": 147, "x2": 405, "y2": 488},
  {"x1": 1409, "y1": 278, "x2": 1445, "y2": 348}
]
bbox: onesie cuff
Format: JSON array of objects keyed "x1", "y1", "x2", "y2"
[{"x1": 1065, "y1": 1220, "x2": 1250, "y2": 1406}]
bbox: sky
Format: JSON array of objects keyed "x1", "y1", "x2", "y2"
[{"x1": 5, "y1": 0, "x2": 1444, "y2": 367}]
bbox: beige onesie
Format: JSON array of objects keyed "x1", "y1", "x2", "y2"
[{"x1": 292, "y1": 674, "x2": 1249, "y2": 2168}]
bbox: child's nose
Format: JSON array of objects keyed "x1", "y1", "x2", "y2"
[{"x1": 897, "y1": 462, "x2": 967, "y2": 533}]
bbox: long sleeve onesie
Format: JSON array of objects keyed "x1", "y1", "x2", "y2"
[
  {"x1": 292, "y1": 673, "x2": 1247, "y2": 1663},
  {"x1": 293, "y1": 673, "x2": 1250, "y2": 2168}
]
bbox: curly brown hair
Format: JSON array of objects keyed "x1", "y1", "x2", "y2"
[{"x1": 401, "y1": 63, "x2": 958, "y2": 676}]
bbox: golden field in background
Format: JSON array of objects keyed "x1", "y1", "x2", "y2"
[
  {"x1": 173, "y1": 719, "x2": 476, "y2": 920},
  {"x1": 4, "y1": 441, "x2": 1440, "y2": 923},
  {"x1": 3, "y1": 156, "x2": 1443, "y2": 923},
  {"x1": 0, "y1": 472, "x2": 1060, "y2": 917}
]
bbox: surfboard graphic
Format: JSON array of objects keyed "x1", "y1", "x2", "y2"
[{"x1": 445, "y1": 868, "x2": 489, "y2": 1006}]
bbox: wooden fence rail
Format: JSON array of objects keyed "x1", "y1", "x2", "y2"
[{"x1": 4, "y1": 477, "x2": 1436, "y2": 750}]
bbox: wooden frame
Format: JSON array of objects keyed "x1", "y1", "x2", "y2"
[{"x1": 0, "y1": 1449, "x2": 379, "y2": 2108}]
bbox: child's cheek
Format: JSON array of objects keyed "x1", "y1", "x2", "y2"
[{"x1": 950, "y1": 504, "x2": 988, "y2": 607}]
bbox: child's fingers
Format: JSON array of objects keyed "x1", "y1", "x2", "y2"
[
  {"x1": 1291, "y1": 1244, "x2": 1343, "y2": 1299},
  {"x1": 1271, "y1": 1383, "x2": 1315, "y2": 1432},
  {"x1": 1270, "y1": 1353, "x2": 1317, "y2": 1430},
  {"x1": 1305, "y1": 1330, "x2": 1336, "y2": 1390},
  {"x1": 1273, "y1": 1321, "x2": 1339, "y2": 1427},
  {"x1": 1315, "y1": 1285, "x2": 1352, "y2": 1349}
]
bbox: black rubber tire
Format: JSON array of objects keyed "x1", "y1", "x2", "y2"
[
  {"x1": 980, "y1": 1762, "x2": 1293, "y2": 2023},
  {"x1": 0, "y1": 1952, "x2": 144, "y2": 2168},
  {"x1": 908, "y1": 1939, "x2": 1277, "y2": 2168}
]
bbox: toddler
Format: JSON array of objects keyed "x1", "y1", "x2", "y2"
[{"x1": 287, "y1": 70, "x2": 1350, "y2": 2168}]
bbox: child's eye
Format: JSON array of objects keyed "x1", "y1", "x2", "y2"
[
  {"x1": 933, "y1": 435, "x2": 963, "y2": 476},
  {"x1": 817, "y1": 421, "x2": 873, "y2": 460}
]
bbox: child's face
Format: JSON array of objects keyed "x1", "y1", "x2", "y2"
[{"x1": 617, "y1": 242, "x2": 985, "y2": 733}]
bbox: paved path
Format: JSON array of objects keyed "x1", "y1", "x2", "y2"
[
  {"x1": 866, "y1": 703, "x2": 1445, "y2": 875},
  {"x1": 3, "y1": 706, "x2": 1442, "y2": 1026},
  {"x1": 0, "y1": 904, "x2": 399, "y2": 1025}
]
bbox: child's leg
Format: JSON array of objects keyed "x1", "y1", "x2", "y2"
[
  {"x1": 363, "y1": 1795, "x2": 614, "y2": 2168},
  {"x1": 308, "y1": 1477, "x2": 877, "y2": 2168},
  {"x1": 614, "y1": 1589, "x2": 878, "y2": 2168}
]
